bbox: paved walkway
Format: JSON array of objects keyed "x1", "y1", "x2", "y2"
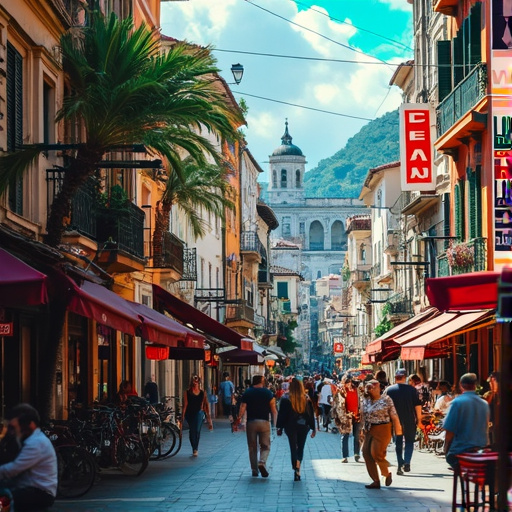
[{"x1": 52, "y1": 418, "x2": 455, "y2": 512}]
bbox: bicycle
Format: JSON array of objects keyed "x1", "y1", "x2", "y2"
[{"x1": 152, "y1": 396, "x2": 182, "y2": 459}]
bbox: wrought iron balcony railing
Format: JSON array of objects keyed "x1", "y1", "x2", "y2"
[
  {"x1": 437, "y1": 238, "x2": 487, "y2": 277},
  {"x1": 437, "y1": 63, "x2": 487, "y2": 137},
  {"x1": 153, "y1": 232, "x2": 184, "y2": 273},
  {"x1": 225, "y1": 300, "x2": 255, "y2": 323},
  {"x1": 182, "y1": 247, "x2": 197, "y2": 281},
  {"x1": 241, "y1": 231, "x2": 266, "y2": 258}
]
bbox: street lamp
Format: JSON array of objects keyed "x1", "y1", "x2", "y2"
[{"x1": 230, "y1": 63, "x2": 244, "y2": 85}]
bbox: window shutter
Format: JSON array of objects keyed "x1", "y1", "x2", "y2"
[
  {"x1": 454, "y1": 182, "x2": 462, "y2": 239},
  {"x1": 437, "y1": 41, "x2": 452, "y2": 102},
  {"x1": 474, "y1": 165, "x2": 482, "y2": 237},
  {"x1": 462, "y1": 17, "x2": 470, "y2": 77},
  {"x1": 469, "y1": 2, "x2": 482, "y2": 68},
  {"x1": 7, "y1": 42, "x2": 23, "y2": 215},
  {"x1": 277, "y1": 282, "x2": 289, "y2": 300},
  {"x1": 443, "y1": 193, "x2": 451, "y2": 250},
  {"x1": 467, "y1": 168, "x2": 476, "y2": 239},
  {"x1": 452, "y1": 33, "x2": 464, "y2": 86}
]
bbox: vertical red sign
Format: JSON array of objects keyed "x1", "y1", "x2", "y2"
[{"x1": 400, "y1": 104, "x2": 436, "y2": 191}]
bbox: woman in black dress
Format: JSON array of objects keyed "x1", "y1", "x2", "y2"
[
  {"x1": 277, "y1": 378, "x2": 316, "y2": 481},
  {"x1": 182, "y1": 375, "x2": 212, "y2": 456}
]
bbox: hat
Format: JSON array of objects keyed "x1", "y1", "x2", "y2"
[
  {"x1": 460, "y1": 373, "x2": 478, "y2": 386},
  {"x1": 395, "y1": 368, "x2": 407, "y2": 377}
]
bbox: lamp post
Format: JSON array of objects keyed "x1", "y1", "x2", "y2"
[{"x1": 230, "y1": 63, "x2": 244, "y2": 85}]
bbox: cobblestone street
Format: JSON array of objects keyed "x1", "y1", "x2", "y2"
[{"x1": 52, "y1": 418, "x2": 455, "y2": 512}]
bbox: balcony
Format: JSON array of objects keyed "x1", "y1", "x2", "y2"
[
  {"x1": 241, "y1": 231, "x2": 265, "y2": 263},
  {"x1": 153, "y1": 232, "x2": 184, "y2": 277},
  {"x1": 437, "y1": 238, "x2": 487, "y2": 277},
  {"x1": 346, "y1": 215, "x2": 371, "y2": 233},
  {"x1": 258, "y1": 268, "x2": 273, "y2": 288},
  {"x1": 388, "y1": 293, "x2": 413, "y2": 319},
  {"x1": 181, "y1": 247, "x2": 197, "y2": 281},
  {"x1": 351, "y1": 265, "x2": 371, "y2": 290},
  {"x1": 225, "y1": 300, "x2": 255, "y2": 325},
  {"x1": 96, "y1": 202, "x2": 145, "y2": 272},
  {"x1": 437, "y1": 64, "x2": 487, "y2": 138}
]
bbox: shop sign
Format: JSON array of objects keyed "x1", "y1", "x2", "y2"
[
  {"x1": 399, "y1": 104, "x2": 436, "y2": 191},
  {"x1": 0, "y1": 323, "x2": 14, "y2": 336},
  {"x1": 334, "y1": 342, "x2": 344, "y2": 354}
]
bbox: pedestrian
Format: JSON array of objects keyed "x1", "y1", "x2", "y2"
[
  {"x1": 408, "y1": 373, "x2": 431, "y2": 408},
  {"x1": 219, "y1": 372, "x2": 235, "y2": 418},
  {"x1": 484, "y1": 371, "x2": 500, "y2": 448},
  {"x1": 442, "y1": 373, "x2": 489, "y2": 469},
  {"x1": 181, "y1": 374, "x2": 213, "y2": 457},
  {"x1": 385, "y1": 368, "x2": 423, "y2": 475},
  {"x1": 332, "y1": 374, "x2": 362, "y2": 463},
  {"x1": 318, "y1": 378, "x2": 334, "y2": 432},
  {"x1": 433, "y1": 380, "x2": 453, "y2": 416},
  {"x1": 375, "y1": 370, "x2": 389, "y2": 393},
  {"x1": 207, "y1": 384, "x2": 218, "y2": 419},
  {"x1": 143, "y1": 374, "x2": 159, "y2": 405},
  {"x1": 237, "y1": 375, "x2": 278, "y2": 478},
  {"x1": 276, "y1": 377, "x2": 316, "y2": 481},
  {"x1": 0, "y1": 403, "x2": 58, "y2": 511},
  {"x1": 361, "y1": 380, "x2": 402, "y2": 489}
]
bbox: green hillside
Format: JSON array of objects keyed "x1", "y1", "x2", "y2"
[{"x1": 303, "y1": 109, "x2": 400, "y2": 198}]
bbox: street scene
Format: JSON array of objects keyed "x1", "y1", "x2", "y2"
[
  {"x1": 0, "y1": 0, "x2": 511, "y2": 511},
  {"x1": 50, "y1": 417, "x2": 455, "y2": 512}
]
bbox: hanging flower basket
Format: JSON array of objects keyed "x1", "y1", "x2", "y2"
[{"x1": 446, "y1": 243, "x2": 474, "y2": 270}]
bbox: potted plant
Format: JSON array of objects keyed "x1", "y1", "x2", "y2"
[{"x1": 446, "y1": 242, "x2": 475, "y2": 272}]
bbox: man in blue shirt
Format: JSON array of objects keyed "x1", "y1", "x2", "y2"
[
  {"x1": 443, "y1": 373, "x2": 489, "y2": 469},
  {"x1": 219, "y1": 372, "x2": 235, "y2": 418},
  {"x1": 0, "y1": 403, "x2": 57, "y2": 511}
]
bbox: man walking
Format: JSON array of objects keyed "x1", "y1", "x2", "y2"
[
  {"x1": 443, "y1": 373, "x2": 489, "y2": 469},
  {"x1": 237, "y1": 375, "x2": 277, "y2": 478},
  {"x1": 385, "y1": 368, "x2": 422, "y2": 475},
  {"x1": 219, "y1": 372, "x2": 235, "y2": 418}
]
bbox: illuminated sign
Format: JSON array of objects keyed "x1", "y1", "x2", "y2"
[
  {"x1": 334, "y1": 342, "x2": 344, "y2": 354},
  {"x1": 0, "y1": 323, "x2": 13, "y2": 336},
  {"x1": 399, "y1": 104, "x2": 436, "y2": 191}
]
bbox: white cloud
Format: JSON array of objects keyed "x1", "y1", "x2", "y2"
[{"x1": 378, "y1": 0, "x2": 413, "y2": 12}]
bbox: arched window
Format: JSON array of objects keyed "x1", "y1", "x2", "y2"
[
  {"x1": 331, "y1": 220, "x2": 345, "y2": 250},
  {"x1": 272, "y1": 170, "x2": 277, "y2": 188},
  {"x1": 295, "y1": 169, "x2": 301, "y2": 188},
  {"x1": 281, "y1": 169, "x2": 287, "y2": 188},
  {"x1": 309, "y1": 221, "x2": 324, "y2": 250},
  {"x1": 359, "y1": 243, "x2": 366, "y2": 264}
]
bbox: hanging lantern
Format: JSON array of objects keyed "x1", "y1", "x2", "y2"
[{"x1": 266, "y1": 359, "x2": 275, "y2": 368}]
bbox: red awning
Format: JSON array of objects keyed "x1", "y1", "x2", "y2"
[
  {"x1": 400, "y1": 309, "x2": 494, "y2": 360},
  {"x1": 152, "y1": 284, "x2": 253, "y2": 350},
  {"x1": 128, "y1": 301, "x2": 204, "y2": 348},
  {"x1": 67, "y1": 279, "x2": 140, "y2": 335},
  {"x1": 426, "y1": 272, "x2": 500, "y2": 311},
  {"x1": 0, "y1": 248, "x2": 48, "y2": 306}
]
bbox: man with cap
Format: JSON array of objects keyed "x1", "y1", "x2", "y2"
[
  {"x1": 442, "y1": 373, "x2": 489, "y2": 469},
  {"x1": 385, "y1": 368, "x2": 422, "y2": 475}
]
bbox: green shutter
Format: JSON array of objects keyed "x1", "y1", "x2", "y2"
[
  {"x1": 453, "y1": 33, "x2": 464, "y2": 86},
  {"x1": 443, "y1": 193, "x2": 451, "y2": 250},
  {"x1": 437, "y1": 40, "x2": 452, "y2": 102},
  {"x1": 467, "y1": 168, "x2": 476, "y2": 239},
  {"x1": 277, "y1": 281, "x2": 289, "y2": 299},
  {"x1": 469, "y1": 2, "x2": 482, "y2": 68},
  {"x1": 462, "y1": 17, "x2": 470, "y2": 76},
  {"x1": 454, "y1": 182, "x2": 462, "y2": 239},
  {"x1": 475, "y1": 165, "x2": 482, "y2": 237}
]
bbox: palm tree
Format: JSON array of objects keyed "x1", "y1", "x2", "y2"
[
  {"x1": 0, "y1": 10, "x2": 243, "y2": 247},
  {"x1": 153, "y1": 158, "x2": 235, "y2": 266}
]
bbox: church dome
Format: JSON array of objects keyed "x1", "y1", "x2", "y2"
[{"x1": 271, "y1": 121, "x2": 303, "y2": 157}]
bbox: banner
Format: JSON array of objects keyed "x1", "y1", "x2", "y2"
[{"x1": 399, "y1": 104, "x2": 436, "y2": 191}]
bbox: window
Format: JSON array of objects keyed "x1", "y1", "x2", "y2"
[
  {"x1": 281, "y1": 169, "x2": 287, "y2": 188},
  {"x1": 295, "y1": 170, "x2": 301, "y2": 188},
  {"x1": 299, "y1": 222, "x2": 305, "y2": 235},
  {"x1": 277, "y1": 281, "x2": 289, "y2": 299},
  {"x1": 309, "y1": 221, "x2": 324, "y2": 250},
  {"x1": 272, "y1": 170, "x2": 277, "y2": 188},
  {"x1": 282, "y1": 216, "x2": 291, "y2": 236},
  {"x1": 331, "y1": 221, "x2": 345, "y2": 250},
  {"x1": 359, "y1": 244, "x2": 367, "y2": 264},
  {"x1": 43, "y1": 81, "x2": 55, "y2": 146},
  {"x1": 7, "y1": 42, "x2": 23, "y2": 215}
]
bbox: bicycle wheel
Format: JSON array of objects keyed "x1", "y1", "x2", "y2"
[
  {"x1": 56, "y1": 446, "x2": 96, "y2": 498},
  {"x1": 156, "y1": 423, "x2": 177, "y2": 459},
  {"x1": 117, "y1": 436, "x2": 149, "y2": 476},
  {"x1": 164, "y1": 424, "x2": 182, "y2": 458}
]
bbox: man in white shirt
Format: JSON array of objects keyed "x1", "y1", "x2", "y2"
[
  {"x1": 318, "y1": 379, "x2": 333, "y2": 432},
  {"x1": 433, "y1": 381, "x2": 453, "y2": 416},
  {"x1": 0, "y1": 403, "x2": 57, "y2": 511}
]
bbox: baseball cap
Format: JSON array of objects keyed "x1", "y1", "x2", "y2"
[{"x1": 395, "y1": 368, "x2": 407, "y2": 377}]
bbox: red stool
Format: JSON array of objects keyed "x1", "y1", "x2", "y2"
[{"x1": 452, "y1": 452, "x2": 498, "y2": 511}]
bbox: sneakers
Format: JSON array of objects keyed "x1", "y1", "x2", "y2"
[
  {"x1": 355, "y1": 454, "x2": 361, "y2": 462},
  {"x1": 403, "y1": 463, "x2": 411, "y2": 472},
  {"x1": 341, "y1": 458, "x2": 348, "y2": 463},
  {"x1": 258, "y1": 462, "x2": 269, "y2": 478},
  {"x1": 397, "y1": 466, "x2": 404, "y2": 475}
]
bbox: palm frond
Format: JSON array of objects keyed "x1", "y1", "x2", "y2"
[{"x1": 0, "y1": 146, "x2": 43, "y2": 195}]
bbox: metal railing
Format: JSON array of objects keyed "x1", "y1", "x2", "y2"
[
  {"x1": 225, "y1": 300, "x2": 255, "y2": 323},
  {"x1": 437, "y1": 63, "x2": 487, "y2": 137},
  {"x1": 182, "y1": 248, "x2": 197, "y2": 281},
  {"x1": 437, "y1": 238, "x2": 487, "y2": 276},
  {"x1": 153, "y1": 232, "x2": 184, "y2": 273},
  {"x1": 96, "y1": 202, "x2": 145, "y2": 259},
  {"x1": 241, "y1": 231, "x2": 265, "y2": 258},
  {"x1": 388, "y1": 293, "x2": 413, "y2": 315}
]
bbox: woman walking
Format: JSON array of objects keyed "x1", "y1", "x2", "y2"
[
  {"x1": 182, "y1": 375, "x2": 213, "y2": 456},
  {"x1": 361, "y1": 379, "x2": 402, "y2": 489},
  {"x1": 276, "y1": 378, "x2": 316, "y2": 481}
]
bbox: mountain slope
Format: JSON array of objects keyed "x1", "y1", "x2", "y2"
[{"x1": 303, "y1": 109, "x2": 400, "y2": 198}]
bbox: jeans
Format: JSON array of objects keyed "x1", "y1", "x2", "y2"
[
  {"x1": 341, "y1": 420, "x2": 361, "y2": 458},
  {"x1": 246, "y1": 420, "x2": 271, "y2": 471},
  {"x1": 395, "y1": 429, "x2": 415, "y2": 466},
  {"x1": 321, "y1": 404, "x2": 331, "y2": 428},
  {"x1": 222, "y1": 400, "x2": 232, "y2": 417},
  {"x1": 285, "y1": 425, "x2": 310, "y2": 469},
  {"x1": 1, "y1": 485, "x2": 55, "y2": 512},
  {"x1": 186, "y1": 411, "x2": 204, "y2": 451}
]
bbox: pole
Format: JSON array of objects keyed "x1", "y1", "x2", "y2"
[{"x1": 1, "y1": 336, "x2": 4, "y2": 419}]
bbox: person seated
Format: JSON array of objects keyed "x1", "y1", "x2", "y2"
[
  {"x1": 115, "y1": 379, "x2": 138, "y2": 406},
  {"x1": 0, "y1": 403, "x2": 58, "y2": 511}
]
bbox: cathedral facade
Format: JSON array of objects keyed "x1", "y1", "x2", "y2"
[{"x1": 267, "y1": 121, "x2": 365, "y2": 281}]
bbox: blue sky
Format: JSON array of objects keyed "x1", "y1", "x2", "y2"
[{"x1": 160, "y1": 0, "x2": 412, "y2": 181}]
